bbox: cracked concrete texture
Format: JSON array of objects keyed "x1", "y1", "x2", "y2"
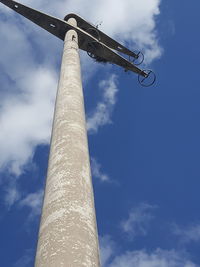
[{"x1": 35, "y1": 18, "x2": 100, "y2": 267}]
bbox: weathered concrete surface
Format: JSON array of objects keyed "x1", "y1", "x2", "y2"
[{"x1": 35, "y1": 18, "x2": 100, "y2": 267}]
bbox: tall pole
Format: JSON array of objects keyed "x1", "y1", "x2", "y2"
[{"x1": 35, "y1": 18, "x2": 100, "y2": 267}]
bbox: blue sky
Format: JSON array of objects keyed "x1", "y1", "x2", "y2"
[{"x1": 0, "y1": 0, "x2": 200, "y2": 266}]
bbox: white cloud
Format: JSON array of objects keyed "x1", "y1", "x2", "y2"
[
  {"x1": 107, "y1": 249, "x2": 197, "y2": 267},
  {"x1": 14, "y1": 249, "x2": 34, "y2": 267},
  {"x1": 100, "y1": 236, "x2": 197, "y2": 267},
  {"x1": 0, "y1": 67, "x2": 57, "y2": 175},
  {"x1": 173, "y1": 223, "x2": 200, "y2": 244},
  {"x1": 4, "y1": 183, "x2": 21, "y2": 208},
  {"x1": 121, "y1": 203, "x2": 156, "y2": 239},
  {"x1": 19, "y1": 189, "x2": 44, "y2": 217},
  {"x1": 100, "y1": 235, "x2": 116, "y2": 266},
  {"x1": 87, "y1": 74, "x2": 118, "y2": 133},
  {"x1": 91, "y1": 157, "x2": 110, "y2": 182}
]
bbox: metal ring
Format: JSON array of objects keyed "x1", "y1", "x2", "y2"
[
  {"x1": 138, "y1": 70, "x2": 156, "y2": 87},
  {"x1": 130, "y1": 51, "x2": 144, "y2": 66}
]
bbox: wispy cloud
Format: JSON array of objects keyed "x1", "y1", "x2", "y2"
[
  {"x1": 13, "y1": 249, "x2": 34, "y2": 267},
  {"x1": 173, "y1": 223, "x2": 200, "y2": 245},
  {"x1": 100, "y1": 235, "x2": 197, "y2": 267},
  {"x1": 4, "y1": 183, "x2": 21, "y2": 208},
  {"x1": 19, "y1": 189, "x2": 44, "y2": 218},
  {"x1": 107, "y1": 248, "x2": 197, "y2": 267},
  {"x1": 91, "y1": 157, "x2": 110, "y2": 182},
  {"x1": 121, "y1": 203, "x2": 157, "y2": 239},
  {"x1": 100, "y1": 235, "x2": 116, "y2": 266},
  {"x1": 87, "y1": 75, "x2": 118, "y2": 133}
]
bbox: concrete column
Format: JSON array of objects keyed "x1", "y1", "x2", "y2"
[{"x1": 35, "y1": 18, "x2": 100, "y2": 267}]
